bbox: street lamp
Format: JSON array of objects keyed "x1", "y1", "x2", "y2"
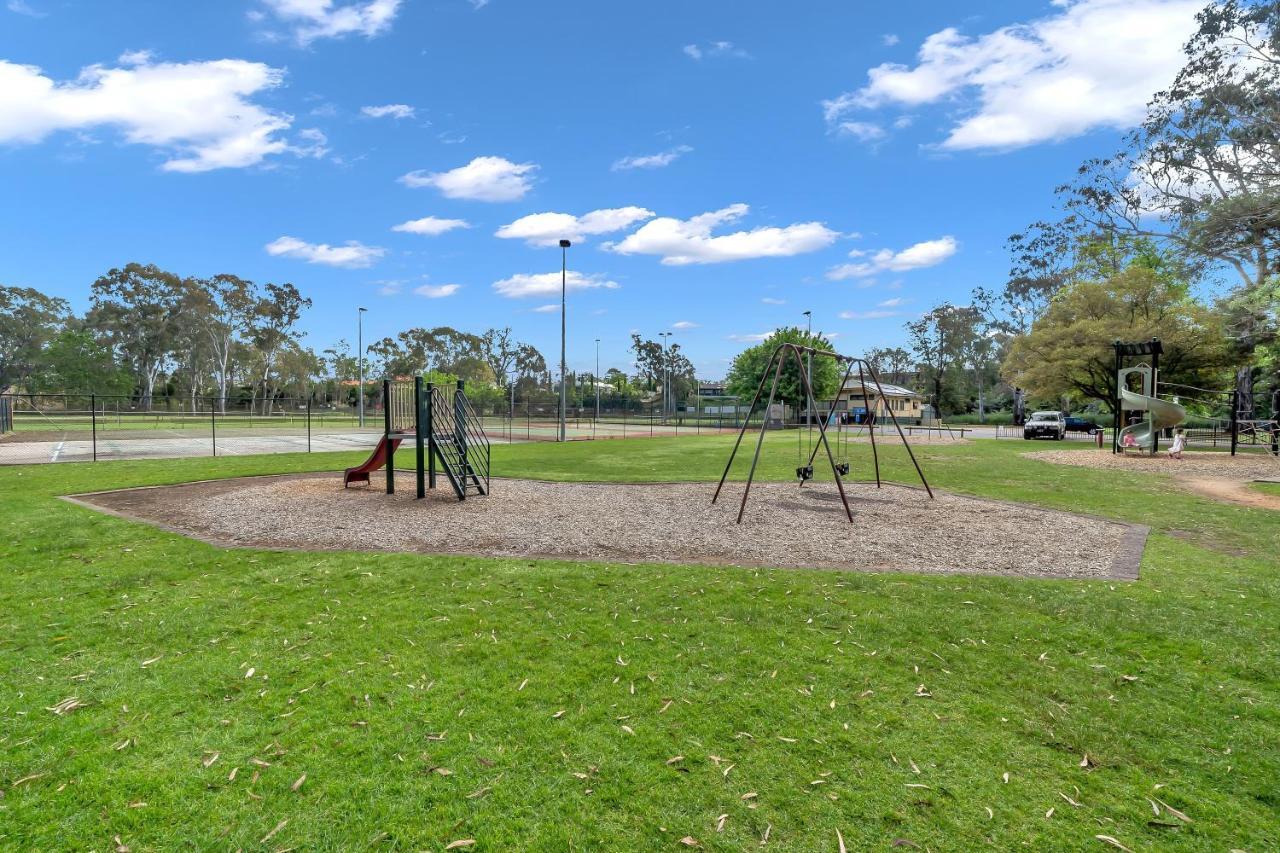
[
  {"x1": 659, "y1": 331, "x2": 672, "y2": 423},
  {"x1": 559, "y1": 239, "x2": 571, "y2": 442},
  {"x1": 595, "y1": 338, "x2": 601, "y2": 425},
  {"x1": 358, "y1": 307, "x2": 368, "y2": 428}
]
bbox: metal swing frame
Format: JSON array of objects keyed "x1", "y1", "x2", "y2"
[{"x1": 711, "y1": 343, "x2": 933, "y2": 524}]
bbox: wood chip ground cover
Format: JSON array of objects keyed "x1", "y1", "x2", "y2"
[{"x1": 73, "y1": 474, "x2": 1143, "y2": 580}]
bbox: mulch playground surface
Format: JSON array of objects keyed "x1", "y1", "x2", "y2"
[{"x1": 69, "y1": 473, "x2": 1147, "y2": 581}]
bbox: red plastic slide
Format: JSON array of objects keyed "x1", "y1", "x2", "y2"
[{"x1": 343, "y1": 435, "x2": 403, "y2": 487}]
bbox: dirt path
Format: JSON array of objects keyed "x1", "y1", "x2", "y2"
[
  {"x1": 1025, "y1": 449, "x2": 1280, "y2": 511},
  {"x1": 1182, "y1": 478, "x2": 1280, "y2": 511}
]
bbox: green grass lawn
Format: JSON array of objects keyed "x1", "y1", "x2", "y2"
[
  {"x1": 1, "y1": 436, "x2": 1277, "y2": 850},
  {"x1": 1252, "y1": 480, "x2": 1280, "y2": 497}
]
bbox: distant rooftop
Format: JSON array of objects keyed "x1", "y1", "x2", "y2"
[{"x1": 839, "y1": 378, "x2": 920, "y2": 398}]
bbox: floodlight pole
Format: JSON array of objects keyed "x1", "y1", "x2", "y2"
[
  {"x1": 559, "y1": 239, "x2": 571, "y2": 442},
  {"x1": 660, "y1": 331, "x2": 672, "y2": 423},
  {"x1": 357, "y1": 306, "x2": 367, "y2": 428}
]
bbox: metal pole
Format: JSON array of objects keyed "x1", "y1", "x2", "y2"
[
  {"x1": 595, "y1": 338, "x2": 601, "y2": 434},
  {"x1": 1150, "y1": 338, "x2": 1161, "y2": 456},
  {"x1": 713, "y1": 346, "x2": 782, "y2": 506},
  {"x1": 384, "y1": 379, "x2": 394, "y2": 495},
  {"x1": 559, "y1": 240, "x2": 570, "y2": 442},
  {"x1": 306, "y1": 397, "x2": 311, "y2": 453},
  {"x1": 210, "y1": 397, "x2": 217, "y2": 457},
  {"x1": 91, "y1": 393, "x2": 97, "y2": 462},
  {"x1": 426, "y1": 382, "x2": 436, "y2": 490},
  {"x1": 1113, "y1": 341, "x2": 1122, "y2": 454},
  {"x1": 803, "y1": 310, "x2": 812, "y2": 424},
  {"x1": 735, "y1": 350, "x2": 787, "y2": 524},
  {"x1": 358, "y1": 307, "x2": 367, "y2": 429},
  {"x1": 415, "y1": 375, "x2": 425, "y2": 498}
]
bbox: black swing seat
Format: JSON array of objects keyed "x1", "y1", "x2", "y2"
[
  {"x1": 835, "y1": 461, "x2": 850, "y2": 476},
  {"x1": 796, "y1": 465, "x2": 814, "y2": 481}
]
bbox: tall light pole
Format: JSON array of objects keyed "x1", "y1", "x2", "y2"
[
  {"x1": 594, "y1": 338, "x2": 601, "y2": 424},
  {"x1": 358, "y1": 306, "x2": 368, "y2": 428},
  {"x1": 659, "y1": 331, "x2": 672, "y2": 423},
  {"x1": 559, "y1": 239, "x2": 571, "y2": 442},
  {"x1": 802, "y1": 310, "x2": 812, "y2": 423}
]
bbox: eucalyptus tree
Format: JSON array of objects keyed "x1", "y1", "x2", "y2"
[
  {"x1": 0, "y1": 285, "x2": 68, "y2": 393},
  {"x1": 88, "y1": 263, "x2": 187, "y2": 409},
  {"x1": 249, "y1": 282, "x2": 311, "y2": 414}
]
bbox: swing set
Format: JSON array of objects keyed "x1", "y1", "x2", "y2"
[{"x1": 712, "y1": 343, "x2": 933, "y2": 524}]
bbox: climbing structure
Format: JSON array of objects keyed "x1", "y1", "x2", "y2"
[{"x1": 344, "y1": 377, "x2": 490, "y2": 500}]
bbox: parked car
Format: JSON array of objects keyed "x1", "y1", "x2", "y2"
[
  {"x1": 1064, "y1": 415, "x2": 1102, "y2": 435},
  {"x1": 1023, "y1": 411, "x2": 1066, "y2": 440}
]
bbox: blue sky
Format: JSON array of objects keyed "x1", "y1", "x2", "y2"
[{"x1": 0, "y1": 0, "x2": 1202, "y2": 378}]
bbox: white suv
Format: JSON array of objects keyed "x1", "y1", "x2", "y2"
[{"x1": 1023, "y1": 411, "x2": 1066, "y2": 440}]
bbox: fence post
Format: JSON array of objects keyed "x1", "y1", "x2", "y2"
[
  {"x1": 90, "y1": 393, "x2": 97, "y2": 462},
  {"x1": 306, "y1": 397, "x2": 312, "y2": 453},
  {"x1": 211, "y1": 399, "x2": 217, "y2": 457}
]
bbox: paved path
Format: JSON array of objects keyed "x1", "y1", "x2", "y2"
[{"x1": 0, "y1": 431, "x2": 385, "y2": 464}]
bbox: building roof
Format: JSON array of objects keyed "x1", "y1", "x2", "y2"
[{"x1": 839, "y1": 379, "x2": 920, "y2": 398}]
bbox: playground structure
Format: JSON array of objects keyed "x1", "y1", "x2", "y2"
[
  {"x1": 1113, "y1": 338, "x2": 1186, "y2": 455},
  {"x1": 1113, "y1": 338, "x2": 1278, "y2": 457},
  {"x1": 344, "y1": 377, "x2": 490, "y2": 500},
  {"x1": 713, "y1": 342, "x2": 933, "y2": 523}
]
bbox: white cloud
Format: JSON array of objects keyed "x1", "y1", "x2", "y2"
[
  {"x1": 259, "y1": 0, "x2": 401, "y2": 45},
  {"x1": 6, "y1": 0, "x2": 45, "y2": 17},
  {"x1": 683, "y1": 41, "x2": 751, "y2": 60},
  {"x1": 492, "y1": 271, "x2": 620, "y2": 299},
  {"x1": 672, "y1": 321, "x2": 699, "y2": 330},
  {"x1": 609, "y1": 204, "x2": 838, "y2": 265},
  {"x1": 414, "y1": 283, "x2": 461, "y2": 298},
  {"x1": 877, "y1": 297, "x2": 905, "y2": 307},
  {"x1": 612, "y1": 145, "x2": 692, "y2": 171},
  {"x1": 293, "y1": 127, "x2": 329, "y2": 158},
  {"x1": 834, "y1": 121, "x2": 885, "y2": 143},
  {"x1": 265, "y1": 235, "x2": 385, "y2": 268},
  {"x1": 391, "y1": 216, "x2": 470, "y2": 236},
  {"x1": 117, "y1": 49, "x2": 153, "y2": 66},
  {"x1": 727, "y1": 332, "x2": 772, "y2": 342},
  {"x1": 839, "y1": 310, "x2": 899, "y2": 320},
  {"x1": 361, "y1": 103, "x2": 414, "y2": 119},
  {"x1": 531, "y1": 303, "x2": 559, "y2": 313},
  {"x1": 496, "y1": 207, "x2": 654, "y2": 247},
  {"x1": 0, "y1": 56, "x2": 296, "y2": 172},
  {"x1": 882, "y1": 34, "x2": 900, "y2": 47},
  {"x1": 824, "y1": 0, "x2": 1201, "y2": 150},
  {"x1": 400, "y1": 155, "x2": 537, "y2": 201},
  {"x1": 761, "y1": 297, "x2": 786, "y2": 305},
  {"x1": 827, "y1": 236, "x2": 957, "y2": 280}
]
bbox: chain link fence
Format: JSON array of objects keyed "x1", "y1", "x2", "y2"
[{"x1": 0, "y1": 391, "x2": 758, "y2": 465}]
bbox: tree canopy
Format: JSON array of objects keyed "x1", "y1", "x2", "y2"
[
  {"x1": 1003, "y1": 264, "x2": 1230, "y2": 407},
  {"x1": 725, "y1": 327, "x2": 841, "y2": 412}
]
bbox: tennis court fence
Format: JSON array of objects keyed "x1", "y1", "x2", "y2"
[{"x1": 0, "y1": 392, "x2": 755, "y2": 465}]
